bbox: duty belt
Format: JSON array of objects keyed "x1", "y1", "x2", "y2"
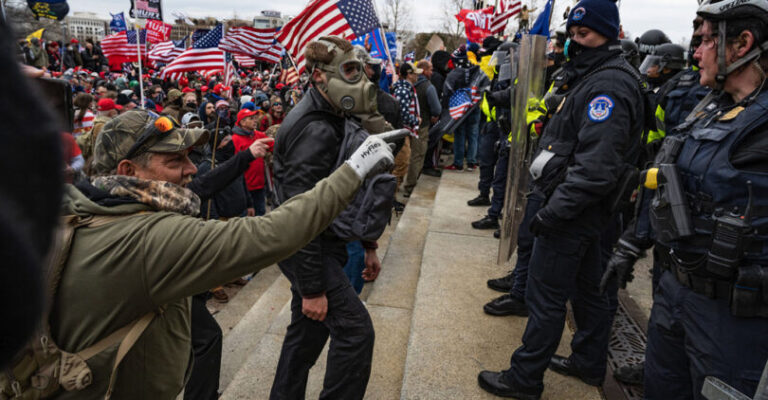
[{"x1": 656, "y1": 245, "x2": 732, "y2": 301}]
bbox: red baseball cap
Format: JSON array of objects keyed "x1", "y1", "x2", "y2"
[
  {"x1": 70, "y1": 38, "x2": 79, "y2": 44},
  {"x1": 179, "y1": 76, "x2": 189, "y2": 87},
  {"x1": 275, "y1": 83, "x2": 285, "y2": 90},
  {"x1": 181, "y1": 87, "x2": 195, "y2": 93},
  {"x1": 213, "y1": 83, "x2": 231, "y2": 94},
  {"x1": 97, "y1": 98, "x2": 122, "y2": 112},
  {"x1": 201, "y1": 85, "x2": 209, "y2": 92},
  {"x1": 236, "y1": 108, "x2": 260, "y2": 126}
]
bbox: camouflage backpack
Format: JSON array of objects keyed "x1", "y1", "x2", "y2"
[{"x1": 0, "y1": 215, "x2": 156, "y2": 400}]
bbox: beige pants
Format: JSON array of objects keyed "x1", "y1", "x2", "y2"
[
  {"x1": 404, "y1": 126, "x2": 430, "y2": 194},
  {"x1": 392, "y1": 136, "x2": 411, "y2": 193}
]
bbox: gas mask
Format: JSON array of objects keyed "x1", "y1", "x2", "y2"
[{"x1": 312, "y1": 41, "x2": 377, "y2": 115}]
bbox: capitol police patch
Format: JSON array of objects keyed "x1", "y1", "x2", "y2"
[
  {"x1": 573, "y1": 7, "x2": 586, "y2": 21},
  {"x1": 588, "y1": 95, "x2": 614, "y2": 122}
]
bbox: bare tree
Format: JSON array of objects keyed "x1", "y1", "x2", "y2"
[
  {"x1": 380, "y1": 0, "x2": 412, "y2": 38},
  {"x1": 440, "y1": 0, "x2": 470, "y2": 37}
]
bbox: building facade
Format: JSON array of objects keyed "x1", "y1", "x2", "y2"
[{"x1": 65, "y1": 12, "x2": 109, "y2": 42}]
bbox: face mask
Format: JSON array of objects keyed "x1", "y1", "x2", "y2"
[
  {"x1": 314, "y1": 44, "x2": 377, "y2": 114},
  {"x1": 186, "y1": 101, "x2": 197, "y2": 109},
  {"x1": 217, "y1": 109, "x2": 228, "y2": 119},
  {"x1": 564, "y1": 38, "x2": 586, "y2": 61}
]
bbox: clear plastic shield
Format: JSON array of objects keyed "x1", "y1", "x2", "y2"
[{"x1": 497, "y1": 34, "x2": 548, "y2": 265}]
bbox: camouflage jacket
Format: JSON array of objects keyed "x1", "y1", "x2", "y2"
[{"x1": 51, "y1": 164, "x2": 360, "y2": 399}]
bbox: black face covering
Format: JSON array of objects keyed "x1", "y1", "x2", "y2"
[
  {"x1": 565, "y1": 38, "x2": 587, "y2": 61},
  {"x1": 369, "y1": 64, "x2": 382, "y2": 84}
]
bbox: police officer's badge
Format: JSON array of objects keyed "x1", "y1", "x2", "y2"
[{"x1": 588, "y1": 95, "x2": 614, "y2": 122}]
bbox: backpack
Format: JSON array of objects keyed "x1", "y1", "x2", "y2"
[
  {"x1": 275, "y1": 112, "x2": 396, "y2": 242},
  {"x1": 0, "y1": 214, "x2": 156, "y2": 400}
]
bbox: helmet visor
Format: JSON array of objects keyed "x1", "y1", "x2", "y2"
[{"x1": 639, "y1": 55, "x2": 666, "y2": 75}]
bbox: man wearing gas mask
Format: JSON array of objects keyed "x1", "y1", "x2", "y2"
[{"x1": 270, "y1": 36, "x2": 379, "y2": 400}]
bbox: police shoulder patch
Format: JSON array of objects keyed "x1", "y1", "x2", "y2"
[{"x1": 588, "y1": 95, "x2": 614, "y2": 123}]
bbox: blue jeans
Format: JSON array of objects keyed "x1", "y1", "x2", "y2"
[
  {"x1": 250, "y1": 189, "x2": 266, "y2": 216},
  {"x1": 452, "y1": 108, "x2": 480, "y2": 167},
  {"x1": 343, "y1": 241, "x2": 366, "y2": 294}
]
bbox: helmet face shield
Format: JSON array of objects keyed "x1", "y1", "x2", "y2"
[{"x1": 639, "y1": 55, "x2": 665, "y2": 75}]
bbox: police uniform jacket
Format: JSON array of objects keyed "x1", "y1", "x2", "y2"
[{"x1": 532, "y1": 42, "x2": 645, "y2": 237}]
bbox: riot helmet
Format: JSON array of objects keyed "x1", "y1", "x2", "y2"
[
  {"x1": 636, "y1": 29, "x2": 671, "y2": 62},
  {"x1": 492, "y1": 41, "x2": 519, "y2": 83},
  {"x1": 620, "y1": 39, "x2": 641, "y2": 69},
  {"x1": 696, "y1": 0, "x2": 768, "y2": 89},
  {"x1": 640, "y1": 43, "x2": 686, "y2": 85}
]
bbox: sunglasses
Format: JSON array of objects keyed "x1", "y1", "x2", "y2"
[
  {"x1": 123, "y1": 114, "x2": 179, "y2": 161},
  {"x1": 273, "y1": 102, "x2": 283, "y2": 106}
]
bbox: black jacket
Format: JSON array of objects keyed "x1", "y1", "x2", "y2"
[
  {"x1": 273, "y1": 88, "x2": 346, "y2": 297},
  {"x1": 194, "y1": 144, "x2": 255, "y2": 219},
  {"x1": 376, "y1": 88, "x2": 403, "y2": 130},
  {"x1": 533, "y1": 42, "x2": 645, "y2": 237}
]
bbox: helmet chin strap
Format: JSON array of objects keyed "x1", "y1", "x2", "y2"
[{"x1": 716, "y1": 19, "x2": 768, "y2": 90}]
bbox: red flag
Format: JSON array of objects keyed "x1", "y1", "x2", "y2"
[
  {"x1": 456, "y1": 7, "x2": 495, "y2": 43},
  {"x1": 146, "y1": 20, "x2": 172, "y2": 43}
]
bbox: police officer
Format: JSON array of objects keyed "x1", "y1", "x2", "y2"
[
  {"x1": 620, "y1": 39, "x2": 641, "y2": 69},
  {"x1": 636, "y1": 29, "x2": 672, "y2": 64},
  {"x1": 641, "y1": 43, "x2": 686, "y2": 93},
  {"x1": 641, "y1": 1, "x2": 768, "y2": 397},
  {"x1": 477, "y1": 0, "x2": 647, "y2": 397},
  {"x1": 602, "y1": 15, "x2": 711, "y2": 387}
]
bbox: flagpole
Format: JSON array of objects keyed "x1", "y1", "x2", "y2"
[
  {"x1": 136, "y1": 23, "x2": 145, "y2": 109},
  {"x1": 266, "y1": 62, "x2": 279, "y2": 87},
  {"x1": 547, "y1": 0, "x2": 556, "y2": 31},
  {"x1": 379, "y1": 27, "x2": 396, "y2": 75}
]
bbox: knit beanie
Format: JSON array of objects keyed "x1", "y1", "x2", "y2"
[{"x1": 566, "y1": 0, "x2": 620, "y2": 40}]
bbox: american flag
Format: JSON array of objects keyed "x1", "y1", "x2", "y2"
[
  {"x1": 276, "y1": 0, "x2": 380, "y2": 73},
  {"x1": 102, "y1": 29, "x2": 146, "y2": 62},
  {"x1": 255, "y1": 42, "x2": 284, "y2": 64},
  {"x1": 162, "y1": 25, "x2": 225, "y2": 80},
  {"x1": 219, "y1": 26, "x2": 277, "y2": 56},
  {"x1": 224, "y1": 53, "x2": 237, "y2": 92},
  {"x1": 234, "y1": 54, "x2": 256, "y2": 67},
  {"x1": 280, "y1": 66, "x2": 299, "y2": 85},
  {"x1": 148, "y1": 37, "x2": 186, "y2": 64},
  {"x1": 448, "y1": 86, "x2": 481, "y2": 120},
  {"x1": 490, "y1": 0, "x2": 522, "y2": 34},
  {"x1": 404, "y1": 51, "x2": 415, "y2": 62}
]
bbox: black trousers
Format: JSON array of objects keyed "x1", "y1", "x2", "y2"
[
  {"x1": 185, "y1": 294, "x2": 222, "y2": 400},
  {"x1": 271, "y1": 242, "x2": 375, "y2": 400}
]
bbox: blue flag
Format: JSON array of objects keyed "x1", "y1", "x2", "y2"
[
  {"x1": 351, "y1": 29, "x2": 397, "y2": 60},
  {"x1": 529, "y1": 0, "x2": 552, "y2": 39},
  {"x1": 109, "y1": 12, "x2": 126, "y2": 33}
]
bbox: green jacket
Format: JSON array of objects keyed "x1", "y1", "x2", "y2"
[{"x1": 51, "y1": 164, "x2": 361, "y2": 399}]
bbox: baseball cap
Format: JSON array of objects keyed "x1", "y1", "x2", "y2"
[
  {"x1": 236, "y1": 108, "x2": 260, "y2": 126},
  {"x1": 97, "y1": 98, "x2": 123, "y2": 112},
  {"x1": 399, "y1": 62, "x2": 423, "y2": 76},
  {"x1": 91, "y1": 110, "x2": 209, "y2": 175}
]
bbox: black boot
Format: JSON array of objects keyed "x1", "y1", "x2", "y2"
[
  {"x1": 472, "y1": 215, "x2": 499, "y2": 230},
  {"x1": 422, "y1": 168, "x2": 442, "y2": 177},
  {"x1": 493, "y1": 229, "x2": 500, "y2": 239},
  {"x1": 477, "y1": 371, "x2": 541, "y2": 400},
  {"x1": 483, "y1": 294, "x2": 529, "y2": 316},
  {"x1": 467, "y1": 194, "x2": 491, "y2": 206},
  {"x1": 613, "y1": 362, "x2": 644, "y2": 386},
  {"x1": 548, "y1": 355, "x2": 604, "y2": 387},
  {"x1": 487, "y1": 271, "x2": 514, "y2": 292}
]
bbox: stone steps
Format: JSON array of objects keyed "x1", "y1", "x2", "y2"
[{"x1": 219, "y1": 175, "x2": 440, "y2": 399}]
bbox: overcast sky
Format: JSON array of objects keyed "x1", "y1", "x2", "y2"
[{"x1": 66, "y1": 0, "x2": 699, "y2": 45}]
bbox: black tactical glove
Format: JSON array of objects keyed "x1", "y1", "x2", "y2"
[
  {"x1": 529, "y1": 209, "x2": 558, "y2": 237},
  {"x1": 599, "y1": 239, "x2": 644, "y2": 294}
]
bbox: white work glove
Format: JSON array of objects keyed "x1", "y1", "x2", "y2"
[{"x1": 345, "y1": 136, "x2": 395, "y2": 181}]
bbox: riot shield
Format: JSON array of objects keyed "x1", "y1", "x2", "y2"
[{"x1": 497, "y1": 34, "x2": 548, "y2": 265}]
